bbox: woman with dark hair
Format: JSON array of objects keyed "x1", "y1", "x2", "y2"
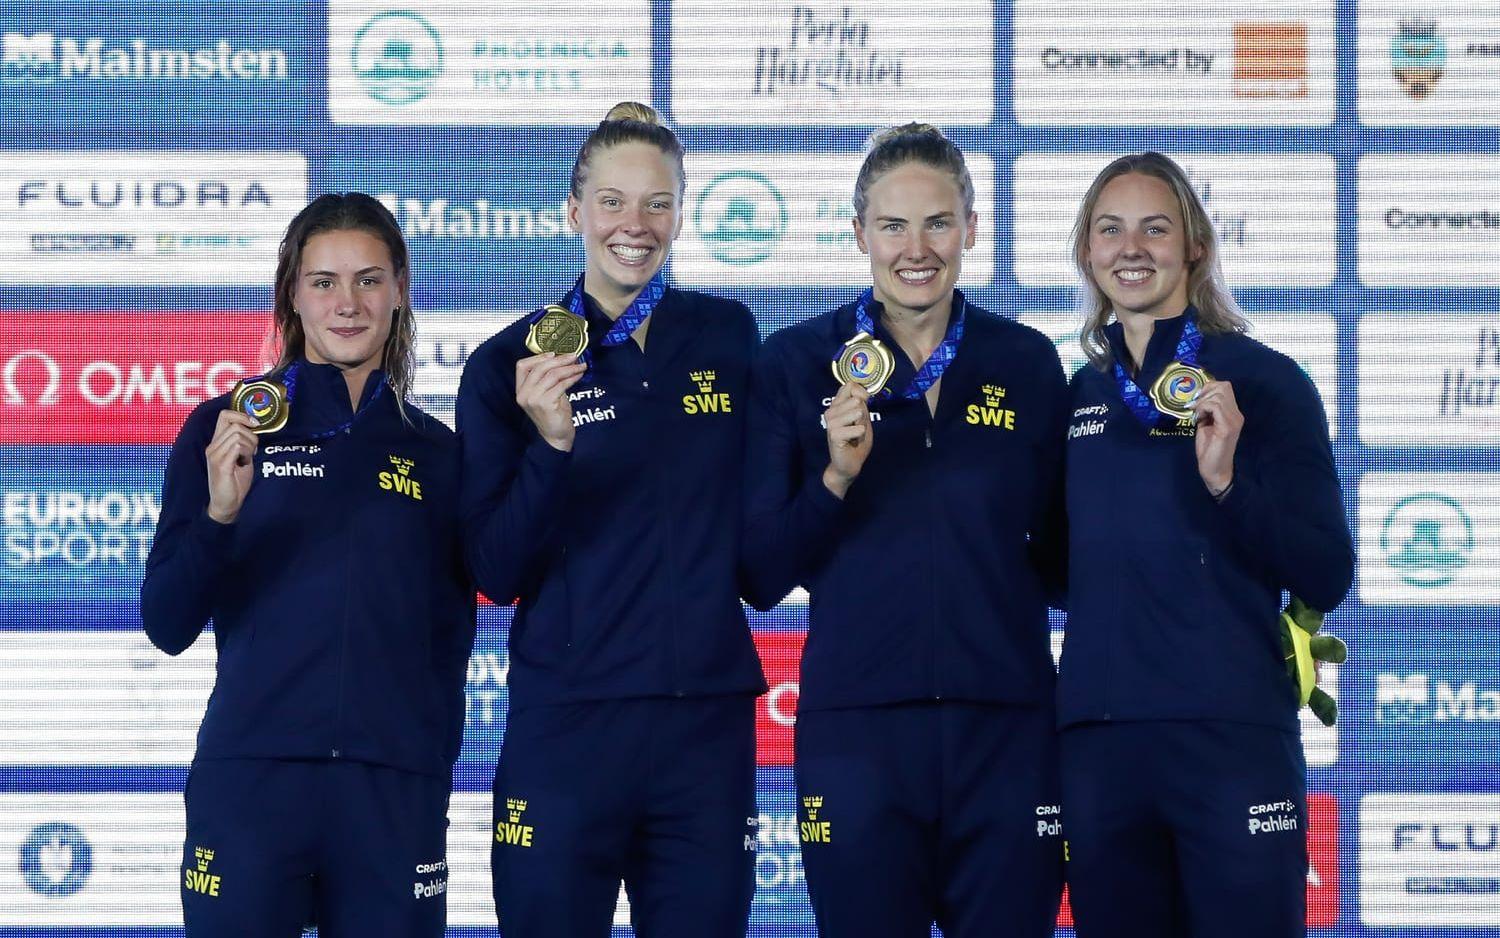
[
  {"x1": 141, "y1": 192, "x2": 474, "y2": 936},
  {"x1": 458, "y1": 102, "x2": 764, "y2": 937},
  {"x1": 1057, "y1": 152, "x2": 1353, "y2": 937},
  {"x1": 742, "y1": 123, "x2": 1068, "y2": 937}
]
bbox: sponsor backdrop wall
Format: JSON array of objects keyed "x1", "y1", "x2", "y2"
[{"x1": 0, "y1": 1, "x2": 1493, "y2": 934}]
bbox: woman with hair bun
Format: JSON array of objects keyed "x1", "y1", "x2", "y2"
[
  {"x1": 458, "y1": 102, "x2": 765, "y2": 937},
  {"x1": 743, "y1": 123, "x2": 1068, "y2": 936},
  {"x1": 142, "y1": 192, "x2": 474, "y2": 936},
  {"x1": 1057, "y1": 152, "x2": 1353, "y2": 938}
]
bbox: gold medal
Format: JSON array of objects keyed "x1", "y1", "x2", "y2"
[
  {"x1": 230, "y1": 378, "x2": 289, "y2": 435},
  {"x1": 1149, "y1": 362, "x2": 1212, "y2": 421},
  {"x1": 831, "y1": 332, "x2": 895, "y2": 396},
  {"x1": 525, "y1": 305, "x2": 590, "y2": 358}
]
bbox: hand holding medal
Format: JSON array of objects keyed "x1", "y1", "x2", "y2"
[
  {"x1": 516, "y1": 352, "x2": 587, "y2": 453},
  {"x1": 1189, "y1": 377, "x2": 1242, "y2": 497},
  {"x1": 822, "y1": 382, "x2": 874, "y2": 500},
  {"x1": 204, "y1": 409, "x2": 261, "y2": 524}
]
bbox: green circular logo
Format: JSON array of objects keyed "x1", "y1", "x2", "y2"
[
  {"x1": 694, "y1": 171, "x2": 789, "y2": 266},
  {"x1": 352, "y1": 11, "x2": 444, "y2": 106},
  {"x1": 1381, "y1": 492, "x2": 1474, "y2": 588}
]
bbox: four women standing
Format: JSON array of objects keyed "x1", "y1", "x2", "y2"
[{"x1": 145, "y1": 115, "x2": 1347, "y2": 936}]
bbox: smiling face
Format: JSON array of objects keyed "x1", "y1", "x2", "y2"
[
  {"x1": 568, "y1": 140, "x2": 683, "y2": 307},
  {"x1": 291, "y1": 228, "x2": 403, "y2": 372},
  {"x1": 1085, "y1": 171, "x2": 1203, "y2": 320},
  {"x1": 853, "y1": 161, "x2": 976, "y2": 317}
]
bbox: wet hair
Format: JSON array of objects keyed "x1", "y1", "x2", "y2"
[
  {"x1": 1070, "y1": 152, "x2": 1249, "y2": 370},
  {"x1": 569, "y1": 101, "x2": 686, "y2": 197},
  {"x1": 271, "y1": 192, "x2": 415, "y2": 411},
  {"x1": 852, "y1": 122, "x2": 975, "y2": 221}
]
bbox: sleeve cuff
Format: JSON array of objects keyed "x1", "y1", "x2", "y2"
[
  {"x1": 525, "y1": 437, "x2": 574, "y2": 468},
  {"x1": 804, "y1": 471, "x2": 849, "y2": 520},
  {"x1": 187, "y1": 510, "x2": 235, "y2": 570}
]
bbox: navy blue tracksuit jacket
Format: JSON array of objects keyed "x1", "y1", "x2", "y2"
[
  {"x1": 458, "y1": 286, "x2": 766, "y2": 938},
  {"x1": 142, "y1": 361, "x2": 474, "y2": 934},
  {"x1": 743, "y1": 296, "x2": 1070, "y2": 937},
  {"x1": 742, "y1": 298, "x2": 1068, "y2": 710},
  {"x1": 142, "y1": 361, "x2": 475, "y2": 776},
  {"x1": 1059, "y1": 314, "x2": 1354, "y2": 731},
  {"x1": 1058, "y1": 312, "x2": 1354, "y2": 938},
  {"x1": 457, "y1": 286, "x2": 767, "y2": 708}
]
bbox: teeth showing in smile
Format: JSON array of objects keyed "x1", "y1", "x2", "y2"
[
  {"x1": 1116, "y1": 269, "x2": 1152, "y2": 283},
  {"x1": 897, "y1": 269, "x2": 936, "y2": 283},
  {"x1": 611, "y1": 245, "x2": 650, "y2": 261}
]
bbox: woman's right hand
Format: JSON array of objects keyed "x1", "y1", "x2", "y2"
[
  {"x1": 822, "y1": 382, "x2": 874, "y2": 499},
  {"x1": 516, "y1": 353, "x2": 588, "y2": 452},
  {"x1": 205, "y1": 410, "x2": 260, "y2": 524}
]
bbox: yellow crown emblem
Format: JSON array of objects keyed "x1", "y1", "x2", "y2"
[
  {"x1": 802, "y1": 795, "x2": 823, "y2": 820},
  {"x1": 194, "y1": 846, "x2": 214, "y2": 871},
  {"x1": 506, "y1": 798, "x2": 528, "y2": 823},
  {"x1": 982, "y1": 384, "x2": 1007, "y2": 407},
  {"x1": 388, "y1": 455, "x2": 414, "y2": 476},
  {"x1": 689, "y1": 370, "x2": 717, "y2": 393}
]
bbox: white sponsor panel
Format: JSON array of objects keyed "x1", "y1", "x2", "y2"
[
  {"x1": 1253, "y1": 312, "x2": 1339, "y2": 436},
  {"x1": 0, "y1": 794, "x2": 184, "y2": 924},
  {"x1": 1361, "y1": 794, "x2": 1500, "y2": 925},
  {"x1": 1013, "y1": 153, "x2": 1336, "y2": 288},
  {"x1": 0, "y1": 631, "x2": 213, "y2": 765},
  {"x1": 1360, "y1": 313, "x2": 1500, "y2": 446},
  {"x1": 1360, "y1": 473, "x2": 1500, "y2": 605},
  {"x1": 1360, "y1": 4, "x2": 1500, "y2": 125},
  {"x1": 0, "y1": 151, "x2": 306, "y2": 284},
  {"x1": 675, "y1": 153, "x2": 994, "y2": 288},
  {"x1": 328, "y1": 2, "x2": 651, "y2": 125},
  {"x1": 411, "y1": 312, "x2": 524, "y2": 429},
  {"x1": 1019, "y1": 310, "x2": 1337, "y2": 436},
  {"x1": 1013, "y1": 0, "x2": 1335, "y2": 125},
  {"x1": 671, "y1": 0, "x2": 993, "y2": 125},
  {"x1": 1360, "y1": 155, "x2": 1500, "y2": 286}
]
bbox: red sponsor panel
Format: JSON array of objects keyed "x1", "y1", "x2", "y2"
[
  {"x1": 0, "y1": 312, "x2": 274, "y2": 443},
  {"x1": 1306, "y1": 792, "x2": 1338, "y2": 927},
  {"x1": 753, "y1": 630, "x2": 804, "y2": 766}
]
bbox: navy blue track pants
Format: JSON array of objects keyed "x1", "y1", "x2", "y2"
[
  {"x1": 491, "y1": 695, "x2": 757, "y2": 938},
  {"x1": 181, "y1": 757, "x2": 450, "y2": 937},
  {"x1": 795, "y1": 702, "x2": 1065, "y2": 938}
]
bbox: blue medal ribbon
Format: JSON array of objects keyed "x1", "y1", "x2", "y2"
[
  {"x1": 1113, "y1": 312, "x2": 1204, "y2": 428},
  {"x1": 844, "y1": 288, "x2": 966, "y2": 400},
  {"x1": 270, "y1": 361, "x2": 387, "y2": 440}
]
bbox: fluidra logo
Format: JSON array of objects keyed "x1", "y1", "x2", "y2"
[{"x1": 0, "y1": 31, "x2": 289, "y2": 84}]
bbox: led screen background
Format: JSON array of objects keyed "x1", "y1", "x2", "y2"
[{"x1": 1, "y1": 1, "x2": 1496, "y2": 934}]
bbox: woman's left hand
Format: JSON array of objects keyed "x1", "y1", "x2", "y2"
[{"x1": 1192, "y1": 379, "x2": 1243, "y2": 496}]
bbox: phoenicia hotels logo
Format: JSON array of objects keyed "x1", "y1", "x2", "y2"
[
  {"x1": 694, "y1": 171, "x2": 789, "y2": 266},
  {"x1": 352, "y1": 11, "x2": 443, "y2": 105},
  {"x1": 1380, "y1": 492, "x2": 1474, "y2": 587}
]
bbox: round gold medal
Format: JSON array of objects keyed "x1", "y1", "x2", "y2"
[
  {"x1": 230, "y1": 378, "x2": 290, "y2": 435},
  {"x1": 1149, "y1": 363, "x2": 1212, "y2": 421},
  {"x1": 525, "y1": 305, "x2": 590, "y2": 358},
  {"x1": 831, "y1": 331, "x2": 896, "y2": 397}
]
